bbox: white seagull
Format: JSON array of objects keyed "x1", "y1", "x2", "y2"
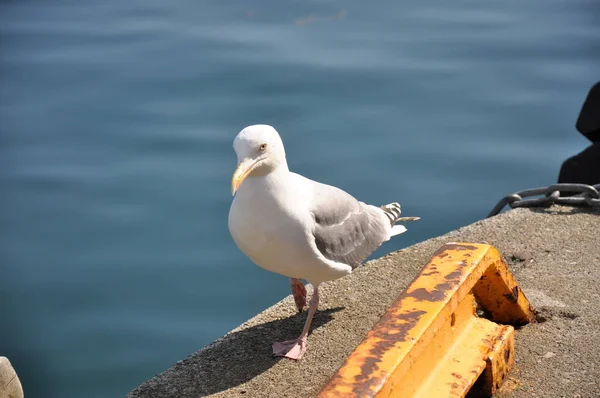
[{"x1": 228, "y1": 125, "x2": 419, "y2": 360}]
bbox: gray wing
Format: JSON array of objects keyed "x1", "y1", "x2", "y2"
[{"x1": 310, "y1": 182, "x2": 389, "y2": 269}]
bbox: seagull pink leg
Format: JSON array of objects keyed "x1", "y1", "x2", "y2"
[
  {"x1": 290, "y1": 278, "x2": 307, "y2": 312},
  {"x1": 272, "y1": 285, "x2": 319, "y2": 360}
]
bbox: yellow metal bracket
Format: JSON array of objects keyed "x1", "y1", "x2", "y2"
[{"x1": 319, "y1": 243, "x2": 534, "y2": 397}]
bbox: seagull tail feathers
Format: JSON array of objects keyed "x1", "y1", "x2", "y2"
[
  {"x1": 380, "y1": 202, "x2": 420, "y2": 237},
  {"x1": 390, "y1": 224, "x2": 408, "y2": 236}
]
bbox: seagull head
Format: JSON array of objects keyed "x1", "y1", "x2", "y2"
[{"x1": 231, "y1": 124, "x2": 288, "y2": 195}]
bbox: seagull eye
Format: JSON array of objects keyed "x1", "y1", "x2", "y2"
[{"x1": 259, "y1": 143, "x2": 267, "y2": 152}]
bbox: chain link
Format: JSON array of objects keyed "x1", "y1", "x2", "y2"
[{"x1": 487, "y1": 183, "x2": 600, "y2": 218}]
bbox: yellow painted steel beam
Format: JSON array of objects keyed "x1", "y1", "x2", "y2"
[{"x1": 319, "y1": 243, "x2": 534, "y2": 398}]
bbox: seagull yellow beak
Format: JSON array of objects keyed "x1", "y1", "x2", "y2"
[{"x1": 231, "y1": 159, "x2": 259, "y2": 196}]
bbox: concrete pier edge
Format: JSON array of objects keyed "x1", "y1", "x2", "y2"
[
  {"x1": 0, "y1": 356, "x2": 24, "y2": 398},
  {"x1": 129, "y1": 206, "x2": 600, "y2": 398}
]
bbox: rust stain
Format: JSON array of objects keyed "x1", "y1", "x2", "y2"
[
  {"x1": 396, "y1": 310, "x2": 428, "y2": 323},
  {"x1": 512, "y1": 286, "x2": 519, "y2": 300},
  {"x1": 431, "y1": 243, "x2": 480, "y2": 263},
  {"x1": 445, "y1": 270, "x2": 463, "y2": 280},
  {"x1": 504, "y1": 347, "x2": 511, "y2": 363},
  {"x1": 406, "y1": 287, "x2": 446, "y2": 302},
  {"x1": 445, "y1": 243, "x2": 479, "y2": 251},
  {"x1": 431, "y1": 246, "x2": 448, "y2": 257},
  {"x1": 434, "y1": 282, "x2": 454, "y2": 292},
  {"x1": 503, "y1": 286, "x2": 519, "y2": 304},
  {"x1": 431, "y1": 246, "x2": 451, "y2": 258},
  {"x1": 350, "y1": 309, "x2": 427, "y2": 395},
  {"x1": 354, "y1": 355, "x2": 379, "y2": 385}
]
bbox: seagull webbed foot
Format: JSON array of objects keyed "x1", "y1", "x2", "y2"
[{"x1": 272, "y1": 337, "x2": 307, "y2": 360}]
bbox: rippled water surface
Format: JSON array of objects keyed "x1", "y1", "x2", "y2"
[{"x1": 1, "y1": 1, "x2": 598, "y2": 397}]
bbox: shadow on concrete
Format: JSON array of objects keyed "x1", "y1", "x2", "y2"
[{"x1": 129, "y1": 307, "x2": 344, "y2": 398}]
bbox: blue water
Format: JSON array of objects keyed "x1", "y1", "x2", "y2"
[{"x1": 0, "y1": 1, "x2": 597, "y2": 397}]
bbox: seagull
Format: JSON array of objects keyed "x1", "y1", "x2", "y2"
[{"x1": 228, "y1": 125, "x2": 419, "y2": 360}]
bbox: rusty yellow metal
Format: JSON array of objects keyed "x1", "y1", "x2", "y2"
[{"x1": 318, "y1": 243, "x2": 533, "y2": 398}]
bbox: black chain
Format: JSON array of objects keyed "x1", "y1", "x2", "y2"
[{"x1": 487, "y1": 183, "x2": 600, "y2": 218}]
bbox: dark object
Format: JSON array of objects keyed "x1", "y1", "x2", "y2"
[
  {"x1": 558, "y1": 143, "x2": 600, "y2": 185},
  {"x1": 576, "y1": 81, "x2": 600, "y2": 143},
  {"x1": 490, "y1": 82, "x2": 600, "y2": 218},
  {"x1": 487, "y1": 183, "x2": 600, "y2": 217},
  {"x1": 558, "y1": 81, "x2": 600, "y2": 186}
]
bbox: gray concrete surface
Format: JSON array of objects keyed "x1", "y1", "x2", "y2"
[{"x1": 128, "y1": 206, "x2": 600, "y2": 398}]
